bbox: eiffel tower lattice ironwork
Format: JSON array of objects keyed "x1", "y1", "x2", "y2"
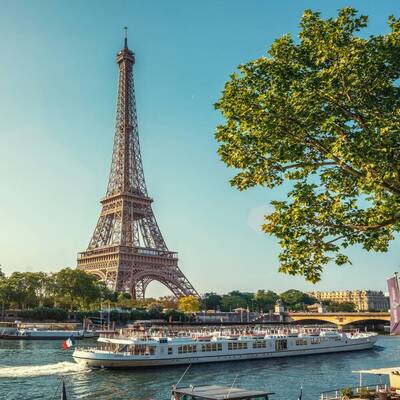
[{"x1": 77, "y1": 30, "x2": 198, "y2": 299}]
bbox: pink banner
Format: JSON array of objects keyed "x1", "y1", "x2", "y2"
[{"x1": 387, "y1": 276, "x2": 400, "y2": 335}]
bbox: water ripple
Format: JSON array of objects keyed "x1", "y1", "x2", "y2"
[{"x1": 0, "y1": 336, "x2": 399, "y2": 400}]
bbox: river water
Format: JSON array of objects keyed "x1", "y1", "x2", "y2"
[{"x1": 0, "y1": 335, "x2": 399, "y2": 400}]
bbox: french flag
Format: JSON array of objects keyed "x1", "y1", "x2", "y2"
[{"x1": 62, "y1": 337, "x2": 74, "y2": 350}]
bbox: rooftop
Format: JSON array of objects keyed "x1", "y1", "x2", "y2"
[{"x1": 173, "y1": 385, "x2": 274, "y2": 400}]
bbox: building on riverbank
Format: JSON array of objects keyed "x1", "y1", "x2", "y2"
[{"x1": 308, "y1": 290, "x2": 389, "y2": 312}]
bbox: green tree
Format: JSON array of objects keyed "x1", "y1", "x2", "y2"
[
  {"x1": 202, "y1": 292, "x2": 222, "y2": 310},
  {"x1": 52, "y1": 268, "x2": 102, "y2": 309},
  {"x1": 323, "y1": 300, "x2": 356, "y2": 312},
  {"x1": 115, "y1": 292, "x2": 134, "y2": 309},
  {"x1": 0, "y1": 277, "x2": 9, "y2": 309},
  {"x1": 280, "y1": 289, "x2": 316, "y2": 311},
  {"x1": 29, "y1": 272, "x2": 51, "y2": 307},
  {"x1": 98, "y1": 282, "x2": 116, "y2": 303},
  {"x1": 215, "y1": 8, "x2": 400, "y2": 282},
  {"x1": 220, "y1": 291, "x2": 250, "y2": 311},
  {"x1": 253, "y1": 290, "x2": 278, "y2": 311},
  {"x1": 336, "y1": 301, "x2": 356, "y2": 312},
  {"x1": 0, "y1": 272, "x2": 50, "y2": 309}
]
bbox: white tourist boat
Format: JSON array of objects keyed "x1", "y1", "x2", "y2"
[{"x1": 72, "y1": 329, "x2": 378, "y2": 368}]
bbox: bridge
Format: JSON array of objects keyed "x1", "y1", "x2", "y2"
[{"x1": 286, "y1": 312, "x2": 390, "y2": 327}]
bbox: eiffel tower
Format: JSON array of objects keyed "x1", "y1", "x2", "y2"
[{"x1": 77, "y1": 29, "x2": 198, "y2": 299}]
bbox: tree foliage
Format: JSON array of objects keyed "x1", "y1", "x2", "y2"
[
  {"x1": 0, "y1": 268, "x2": 185, "y2": 314},
  {"x1": 0, "y1": 268, "x2": 113, "y2": 310},
  {"x1": 0, "y1": 272, "x2": 51, "y2": 309},
  {"x1": 220, "y1": 291, "x2": 253, "y2": 311},
  {"x1": 280, "y1": 289, "x2": 316, "y2": 310},
  {"x1": 202, "y1": 292, "x2": 223, "y2": 310},
  {"x1": 177, "y1": 295, "x2": 201, "y2": 313},
  {"x1": 322, "y1": 300, "x2": 356, "y2": 312},
  {"x1": 215, "y1": 8, "x2": 400, "y2": 282},
  {"x1": 253, "y1": 289, "x2": 279, "y2": 311}
]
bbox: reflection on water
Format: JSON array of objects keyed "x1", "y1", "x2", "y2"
[{"x1": 0, "y1": 336, "x2": 399, "y2": 400}]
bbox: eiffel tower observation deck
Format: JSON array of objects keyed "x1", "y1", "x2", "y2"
[{"x1": 77, "y1": 29, "x2": 198, "y2": 299}]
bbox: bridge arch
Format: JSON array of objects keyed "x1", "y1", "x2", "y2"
[
  {"x1": 289, "y1": 317, "x2": 334, "y2": 325},
  {"x1": 288, "y1": 313, "x2": 390, "y2": 327}
]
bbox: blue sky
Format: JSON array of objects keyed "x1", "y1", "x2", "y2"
[{"x1": 0, "y1": 0, "x2": 399, "y2": 297}]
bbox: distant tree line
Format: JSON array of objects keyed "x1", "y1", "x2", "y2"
[
  {"x1": 202, "y1": 289, "x2": 314, "y2": 312},
  {"x1": 0, "y1": 268, "x2": 186, "y2": 312},
  {"x1": 202, "y1": 289, "x2": 356, "y2": 313},
  {"x1": 0, "y1": 268, "x2": 356, "y2": 318},
  {"x1": 0, "y1": 268, "x2": 112, "y2": 310}
]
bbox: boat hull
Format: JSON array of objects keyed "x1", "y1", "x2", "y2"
[
  {"x1": 73, "y1": 339, "x2": 377, "y2": 369},
  {"x1": 0, "y1": 334, "x2": 85, "y2": 340}
]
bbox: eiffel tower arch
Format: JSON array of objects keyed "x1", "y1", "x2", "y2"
[{"x1": 77, "y1": 29, "x2": 198, "y2": 300}]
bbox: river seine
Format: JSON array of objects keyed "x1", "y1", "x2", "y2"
[{"x1": 0, "y1": 335, "x2": 399, "y2": 400}]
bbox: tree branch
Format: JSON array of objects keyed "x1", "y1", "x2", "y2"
[
  {"x1": 325, "y1": 235, "x2": 346, "y2": 244},
  {"x1": 318, "y1": 214, "x2": 400, "y2": 233},
  {"x1": 281, "y1": 161, "x2": 337, "y2": 171}
]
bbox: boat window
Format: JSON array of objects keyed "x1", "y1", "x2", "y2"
[
  {"x1": 253, "y1": 340, "x2": 266, "y2": 349},
  {"x1": 168, "y1": 346, "x2": 173, "y2": 354},
  {"x1": 178, "y1": 345, "x2": 197, "y2": 354},
  {"x1": 146, "y1": 346, "x2": 156, "y2": 355},
  {"x1": 129, "y1": 344, "x2": 156, "y2": 355},
  {"x1": 100, "y1": 342, "x2": 120, "y2": 352},
  {"x1": 311, "y1": 338, "x2": 321, "y2": 344},
  {"x1": 201, "y1": 343, "x2": 223, "y2": 352},
  {"x1": 228, "y1": 342, "x2": 248, "y2": 350},
  {"x1": 295, "y1": 339, "x2": 307, "y2": 346},
  {"x1": 275, "y1": 339, "x2": 287, "y2": 351},
  {"x1": 117, "y1": 344, "x2": 128, "y2": 352}
]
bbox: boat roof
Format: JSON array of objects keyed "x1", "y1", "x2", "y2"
[
  {"x1": 353, "y1": 367, "x2": 400, "y2": 375},
  {"x1": 173, "y1": 385, "x2": 274, "y2": 400}
]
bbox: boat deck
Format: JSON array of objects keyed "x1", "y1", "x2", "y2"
[{"x1": 173, "y1": 385, "x2": 274, "y2": 400}]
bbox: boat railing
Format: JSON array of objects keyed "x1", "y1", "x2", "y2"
[
  {"x1": 96, "y1": 325, "x2": 365, "y2": 343},
  {"x1": 320, "y1": 383, "x2": 388, "y2": 400},
  {"x1": 99, "y1": 332, "x2": 161, "y2": 341},
  {"x1": 76, "y1": 346, "x2": 98, "y2": 352}
]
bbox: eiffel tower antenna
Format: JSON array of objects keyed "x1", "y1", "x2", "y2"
[{"x1": 77, "y1": 30, "x2": 198, "y2": 299}]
